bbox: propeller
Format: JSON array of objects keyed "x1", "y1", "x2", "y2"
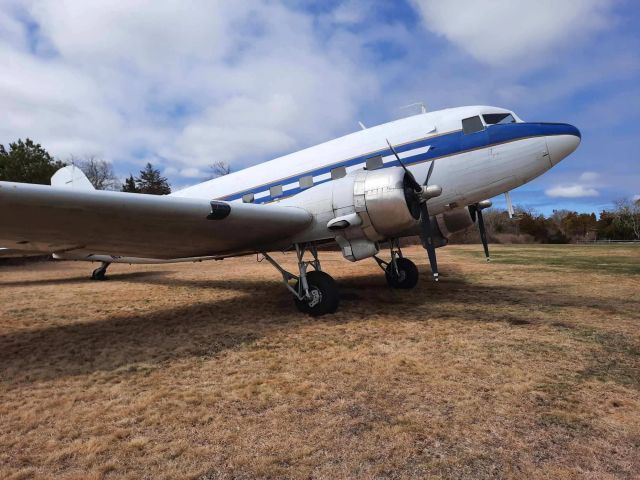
[
  {"x1": 468, "y1": 200, "x2": 492, "y2": 261},
  {"x1": 386, "y1": 139, "x2": 441, "y2": 281}
]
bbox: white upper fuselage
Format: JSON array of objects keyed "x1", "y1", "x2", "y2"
[{"x1": 171, "y1": 106, "x2": 580, "y2": 222}]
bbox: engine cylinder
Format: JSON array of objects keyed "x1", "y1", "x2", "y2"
[{"x1": 356, "y1": 168, "x2": 419, "y2": 240}]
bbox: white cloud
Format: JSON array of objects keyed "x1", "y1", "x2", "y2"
[
  {"x1": 578, "y1": 171, "x2": 599, "y2": 182},
  {"x1": 179, "y1": 167, "x2": 203, "y2": 179},
  {"x1": 410, "y1": 0, "x2": 614, "y2": 65},
  {"x1": 331, "y1": 0, "x2": 369, "y2": 25},
  {"x1": 545, "y1": 185, "x2": 599, "y2": 198},
  {"x1": 0, "y1": 1, "x2": 380, "y2": 181},
  {"x1": 633, "y1": 195, "x2": 640, "y2": 202}
]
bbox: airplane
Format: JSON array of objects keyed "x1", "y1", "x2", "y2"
[{"x1": 0, "y1": 105, "x2": 580, "y2": 315}]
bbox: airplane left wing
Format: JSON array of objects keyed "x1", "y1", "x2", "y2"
[{"x1": 0, "y1": 181, "x2": 312, "y2": 259}]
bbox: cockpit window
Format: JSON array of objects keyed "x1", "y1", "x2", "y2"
[
  {"x1": 462, "y1": 116, "x2": 485, "y2": 134},
  {"x1": 483, "y1": 113, "x2": 516, "y2": 125}
]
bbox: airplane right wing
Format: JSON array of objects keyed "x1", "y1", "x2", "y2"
[{"x1": 0, "y1": 181, "x2": 313, "y2": 259}]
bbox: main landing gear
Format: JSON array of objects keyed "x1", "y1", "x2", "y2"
[
  {"x1": 261, "y1": 244, "x2": 339, "y2": 316},
  {"x1": 374, "y1": 240, "x2": 419, "y2": 289},
  {"x1": 90, "y1": 261, "x2": 111, "y2": 281}
]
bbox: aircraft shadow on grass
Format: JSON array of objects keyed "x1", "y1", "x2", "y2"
[
  {"x1": 0, "y1": 270, "x2": 174, "y2": 288},
  {"x1": 0, "y1": 269, "x2": 636, "y2": 385}
]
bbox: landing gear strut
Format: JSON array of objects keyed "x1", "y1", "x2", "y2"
[
  {"x1": 374, "y1": 240, "x2": 419, "y2": 289},
  {"x1": 90, "y1": 261, "x2": 110, "y2": 281},
  {"x1": 262, "y1": 244, "x2": 339, "y2": 316}
]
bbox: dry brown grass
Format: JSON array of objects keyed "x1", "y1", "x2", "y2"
[{"x1": 0, "y1": 244, "x2": 639, "y2": 479}]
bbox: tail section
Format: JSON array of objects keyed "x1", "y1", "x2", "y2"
[{"x1": 51, "y1": 165, "x2": 95, "y2": 190}]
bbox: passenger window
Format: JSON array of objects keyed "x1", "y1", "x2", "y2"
[
  {"x1": 483, "y1": 113, "x2": 516, "y2": 125},
  {"x1": 462, "y1": 116, "x2": 485, "y2": 134},
  {"x1": 299, "y1": 175, "x2": 313, "y2": 189},
  {"x1": 331, "y1": 166, "x2": 346, "y2": 180},
  {"x1": 365, "y1": 155, "x2": 383, "y2": 170},
  {"x1": 242, "y1": 193, "x2": 254, "y2": 203},
  {"x1": 270, "y1": 185, "x2": 283, "y2": 197}
]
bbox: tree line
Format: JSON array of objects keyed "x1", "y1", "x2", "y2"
[
  {"x1": 1, "y1": 138, "x2": 638, "y2": 241},
  {"x1": 451, "y1": 201, "x2": 640, "y2": 243},
  {"x1": 0, "y1": 138, "x2": 171, "y2": 194}
]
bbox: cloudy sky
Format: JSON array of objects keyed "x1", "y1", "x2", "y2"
[{"x1": 1, "y1": 0, "x2": 638, "y2": 213}]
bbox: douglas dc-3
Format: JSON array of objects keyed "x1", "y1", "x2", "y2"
[{"x1": 0, "y1": 106, "x2": 580, "y2": 315}]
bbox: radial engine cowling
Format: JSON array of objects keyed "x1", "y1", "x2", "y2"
[{"x1": 329, "y1": 167, "x2": 420, "y2": 260}]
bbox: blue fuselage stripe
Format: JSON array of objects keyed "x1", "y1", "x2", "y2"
[{"x1": 221, "y1": 122, "x2": 575, "y2": 204}]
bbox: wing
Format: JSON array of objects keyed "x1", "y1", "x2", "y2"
[{"x1": 0, "y1": 181, "x2": 312, "y2": 259}]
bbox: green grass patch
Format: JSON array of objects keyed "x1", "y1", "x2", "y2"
[{"x1": 453, "y1": 245, "x2": 640, "y2": 276}]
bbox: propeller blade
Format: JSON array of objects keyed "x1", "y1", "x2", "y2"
[
  {"x1": 425, "y1": 160, "x2": 435, "y2": 185},
  {"x1": 419, "y1": 202, "x2": 439, "y2": 281},
  {"x1": 476, "y1": 206, "x2": 490, "y2": 261},
  {"x1": 386, "y1": 139, "x2": 420, "y2": 190},
  {"x1": 468, "y1": 204, "x2": 477, "y2": 223}
]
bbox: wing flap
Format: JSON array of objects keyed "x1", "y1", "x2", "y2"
[{"x1": 0, "y1": 181, "x2": 312, "y2": 259}]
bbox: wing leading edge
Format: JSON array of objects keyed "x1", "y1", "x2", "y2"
[{"x1": 0, "y1": 181, "x2": 312, "y2": 259}]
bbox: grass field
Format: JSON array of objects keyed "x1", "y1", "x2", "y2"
[{"x1": 0, "y1": 244, "x2": 639, "y2": 479}]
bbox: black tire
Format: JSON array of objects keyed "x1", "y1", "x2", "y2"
[
  {"x1": 385, "y1": 257, "x2": 419, "y2": 289},
  {"x1": 91, "y1": 268, "x2": 106, "y2": 281},
  {"x1": 294, "y1": 270, "x2": 340, "y2": 316}
]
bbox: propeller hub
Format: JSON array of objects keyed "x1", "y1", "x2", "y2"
[
  {"x1": 478, "y1": 199, "x2": 492, "y2": 210},
  {"x1": 420, "y1": 184, "x2": 442, "y2": 201}
]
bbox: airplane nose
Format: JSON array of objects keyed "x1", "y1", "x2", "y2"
[{"x1": 546, "y1": 124, "x2": 581, "y2": 165}]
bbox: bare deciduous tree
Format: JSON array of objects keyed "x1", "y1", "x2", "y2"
[
  {"x1": 613, "y1": 198, "x2": 640, "y2": 240},
  {"x1": 71, "y1": 155, "x2": 120, "y2": 190},
  {"x1": 209, "y1": 160, "x2": 231, "y2": 179}
]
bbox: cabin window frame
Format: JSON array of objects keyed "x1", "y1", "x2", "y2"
[
  {"x1": 269, "y1": 185, "x2": 283, "y2": 198},
  {"x1": 365, "y1": 155, "x2": 383, "y2": 170},
  {"x1": 462, "y1": 115, "x2": 485, "y2": 135},
  {"x1": 331, "y1": 166, "x2": 347, "y2": 180},
  {"x1": 483, "y1": 113, "x2": 516, "y2": 125},
  {"x1": 299, "y1": 175, "x2": 313, "y2": 189}
]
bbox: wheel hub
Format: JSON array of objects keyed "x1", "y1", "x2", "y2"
[
  {"x1": 307, "y1": 287, "x2": 322, "y2": 308},
  {"x1": 396, "y1": 269, "x2": 407, "y2": 283}
]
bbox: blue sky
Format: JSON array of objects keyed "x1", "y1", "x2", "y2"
[{"x1": 1, "y1": 0, "x2": 638, "y2": 214}]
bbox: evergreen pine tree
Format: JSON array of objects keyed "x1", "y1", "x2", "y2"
[
  {"x1": 135, "y1": 163, "x2": 171, "y2": 194},
  {"x1": 121, "y1": 174, "x2": 139, "y2": 193},
  {"x1": 0, "y1": 138, "x2": 65, "y2": 184}
]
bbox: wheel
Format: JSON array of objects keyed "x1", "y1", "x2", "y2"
[
  {"x1": 294, "y1": 270, "x2": 340, "y2": 316},
  {"x1": 385, "y1": 257, "x2": 419, "y2": 289},
  {"x1": 90, "y1": 267, "x2": 106, "y2": 281}
]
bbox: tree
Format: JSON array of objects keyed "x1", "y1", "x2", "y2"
[
  {"x1": 517, "y1": 209, "x2": 550, "y2": 242},
  {"x1": 72, "y1": 155, "x2": 120, "y2": 190},
  {"x1": 0, "y1": 138, "x2": 65, "y2": 184},
  {"x1": 121, "y1": 163, "x2": 171, "y2": 195},
  {"x1": 209, "y1": 160, "x2": 231, "y2": 179},
  {"x1": 612, "y1": 198, "x2": 640, "y2": 240},
  {"x1": 121, "y1": 174, "x2": 139, "y2": 193}
]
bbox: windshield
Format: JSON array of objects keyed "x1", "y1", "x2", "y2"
[{"x1": 483, "y1": 113, "x2": 516, "y2": 125}]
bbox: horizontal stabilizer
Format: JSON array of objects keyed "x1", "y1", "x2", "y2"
[{"x1": 51, "y1": 165, "x2": 95, "y2": 190}]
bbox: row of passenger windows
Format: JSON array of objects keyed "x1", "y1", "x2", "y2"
[
  {"x1": 461, "y1": 113, "x2": 516, "y2": 135},
  {"x1": 241, "y1": 154, "x2": 384, "y2": 202}
]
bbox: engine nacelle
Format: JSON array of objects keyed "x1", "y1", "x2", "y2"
[
  {"x1": 325, "y1": 167, "x2": 476, "y2": 261},
  {"x1": 329, "y1": 167, "x2": 419, "y2": 261},
  {"x1": 434, "y1": 208, "x2": 475, "y2": 240}
]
